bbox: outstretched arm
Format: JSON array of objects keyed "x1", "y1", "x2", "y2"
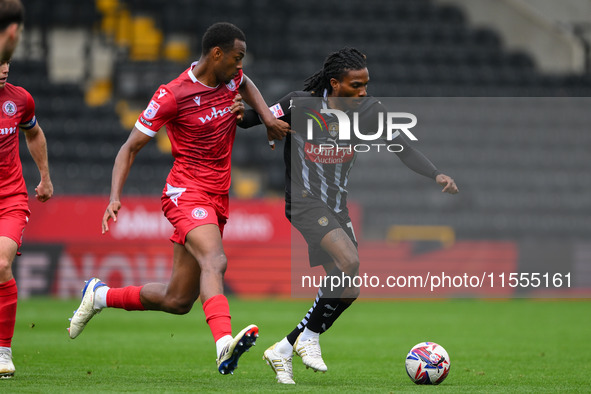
[
  {"x1": 102, "y1": 127, "x2": 152, "y2": 233},
  {"x1": 435, "y1": 173, "x2": 458, "y2": 194},
  {"x1": 365, "y1": 100, "x2": 459, "y2": 195},
  {"x1": 395, "y1": 136, "x2": 458, "y2": 194},
  {"x1": 23, "y1": 123, "x2": 53, "y2": 202}
]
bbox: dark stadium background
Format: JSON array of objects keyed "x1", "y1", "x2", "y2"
[{"x1": 10, "y1": 0, "x2": 591, "y2": 298}]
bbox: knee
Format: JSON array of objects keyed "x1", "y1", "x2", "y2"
[
  {"x1": 0, "y1": 259, "x2": 11, "y2": 272},
  {"x1": 163, "y1": 297, "x2": 194, "y2": 315},
  {"x1": 342, "y1": 286, "x2": 360, "y2": 300},
  {"x1": 0, "y1": 259, "x2": 13, "y2": 281},
  {"x1": 337, "y1": 255, "x2": 359, "y2": 277},
  {"x1": 200, "y1": 253, "x2": 228, "y2": 276}
]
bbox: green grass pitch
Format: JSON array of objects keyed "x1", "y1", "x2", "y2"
[{"x1": 4, "y1": 297, "x2": 590, "y2": 392}]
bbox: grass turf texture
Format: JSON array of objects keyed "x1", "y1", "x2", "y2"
[{"x1": 4, "y1": 298, "x2": 590, "y2": 393}]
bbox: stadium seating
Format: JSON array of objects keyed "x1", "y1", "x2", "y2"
[{"x1": 13, "y1": 0, "x2": 591, "y2": 240}]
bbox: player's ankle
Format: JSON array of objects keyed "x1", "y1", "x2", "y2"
[
  {"x1": 215, "y1": 335, "x2": 233, "y2": 357},
  {"x1": 93, "y1": 285, "x2": 109, "y2": 309},
  {"x1": 300, "y1": 327, "x2": 319, "y2": 342},
  {"x1": 275, "y1": 337, "x2": 293, "y2": 357}
]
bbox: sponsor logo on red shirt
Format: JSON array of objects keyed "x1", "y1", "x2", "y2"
[{"x1": 198, "y1": 106, "x2": 233, "y2": 124}]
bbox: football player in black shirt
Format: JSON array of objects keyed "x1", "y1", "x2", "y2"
[{"x1": 240, "y1": 47, "x2": 458, "y2": 384}]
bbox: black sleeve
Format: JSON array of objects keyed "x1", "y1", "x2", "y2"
[
  {"x1": 366, "y1": 101, "x2": 441, "y2": 179},
  {"x1": 396, "y1": 142, "x2": 441, "y2": 180},
  {"x1": 237, "y1": 91, "x2": 296, "y2": 129},
  {"x1": 239, "y1": 109, "x2": 262, "y2": 128}
]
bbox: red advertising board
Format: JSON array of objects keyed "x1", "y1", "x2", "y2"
[
  {"x1": 19, "y1": 196, "x2": 293, "y2": 297},
  {"x1": 16, "y1": 196, "x2": 519, "y2": 298},
  {"x1": 25, "y1": 196, "x2": 291, "y2": 244}
]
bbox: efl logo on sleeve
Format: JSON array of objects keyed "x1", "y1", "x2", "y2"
[
  {"x1": 269, "y1": 103, "x2": 284, "y2": 119},
  {"x1": 144, "y1": 100, "x2": 160, "y2": 119}
]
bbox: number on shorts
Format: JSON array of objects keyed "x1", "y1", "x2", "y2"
[{"x1": 346, "y1": 221, "x2": 357, "y2": 243}]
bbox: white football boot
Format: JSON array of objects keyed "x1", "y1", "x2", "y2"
[
  {"x1": 263, "y1": 343, "x2": 296, "y2": 384},
  {"x1": 294, "y1": 334, "x2": 327, "y2": 372},
  {"x1": 216, "y1": 324, "x2": 259, "y2": 375},
  {"x1": 68, "y1": 278, "x2": 106, "y2": 339},
  {"x1": 0, "y1": 348, "x2": 14, "y2": 378}
]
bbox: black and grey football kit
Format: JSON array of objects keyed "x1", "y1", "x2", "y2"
[{"x1": 240, "y1": 91, "x2": 440, "y2": 266}]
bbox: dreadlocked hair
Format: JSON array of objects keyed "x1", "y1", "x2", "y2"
[{"x1": 303, "y1": 47, "x2": 367, "y2": 97}]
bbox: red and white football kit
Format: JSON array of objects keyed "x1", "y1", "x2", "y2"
[
  {"x1": 85, "y1": 63, "x2": 252, "y2": 357},
  {"x1": 134, "y1": 62, "x2": 243, "y2": 243},
  {"x1": 0, "y1": 83, "x2": 37, "y2": 351},
  {"x1": 0, "y1": 83, "x2": 37, "y2": 247}
]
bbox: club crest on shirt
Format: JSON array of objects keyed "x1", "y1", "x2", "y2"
[
  {"x1": 144, "y1": 100, "x2": 160, "y2": 119},
  {"x1": 328, "y1": 122, "x2": 339, "y2": 138},
  {"x1": 226, "y1": 79, "x2": 237, "y2": 91},
  {"x1": 192, "y1": 207, "x2": 209, "y2": 220},
  {"x1": 318, "y1": 216, "x2": 329, "y2": 226},
  {"x1": 2, "y1": 100, "x2": 17, "y2": 116}
]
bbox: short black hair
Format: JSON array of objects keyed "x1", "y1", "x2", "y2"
[
  {"x1": 201, "y1": 22, "x2": 246, "y2": 55},
  {"x1": 0, "y1": 0, "x2": 24, "y2": 31}
]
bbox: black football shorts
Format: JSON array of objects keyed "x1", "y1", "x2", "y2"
[{"x1": 286, "y1": 194, "x2": 358, "y2": 267}]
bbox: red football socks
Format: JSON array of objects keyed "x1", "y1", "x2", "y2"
[
  {"x1": 106, "y1": 286, "x2": 145, "y2": 311},
  {"x1": 0, "y1": 279, "x2": 17, "y2": 347},
  {"x1": 202, "y1": 294, "x2": 232, "y2": 342}
]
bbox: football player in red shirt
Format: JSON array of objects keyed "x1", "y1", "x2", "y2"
[
  {"x1": 68, "y1": 22, "x2": 290, "y2": 376},
  {"x1": 0, "y1": 59, "x2": 53, "y2": 378}
]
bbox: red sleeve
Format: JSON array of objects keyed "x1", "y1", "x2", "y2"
[
  {"x1": 19, "y1": 88, "x2": 37, "y2": 130},
  {"x1": 134, "y1": 85, "x2": 177, "y2": 137}
]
